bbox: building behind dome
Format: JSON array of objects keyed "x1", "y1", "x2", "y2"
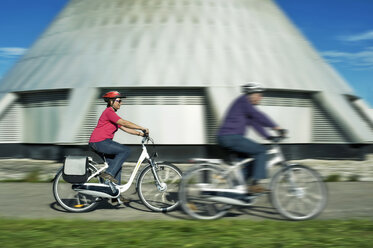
[{"x1": 0, "y1": 0, "x2": 372, "y2": 160}]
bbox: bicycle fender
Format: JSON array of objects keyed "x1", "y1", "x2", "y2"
[{"x1": 50, "y1": 166, "x2": 63, "y2": 182}]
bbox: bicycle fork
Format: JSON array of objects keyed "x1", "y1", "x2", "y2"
[
  {"x1": 282, "y1": 164, "x2": 305, "y2": 198},
  {"x1": 149, "y1": 159, "x2": 167, "y2": 191}
]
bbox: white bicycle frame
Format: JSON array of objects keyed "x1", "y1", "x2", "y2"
[
  {"x1": 190, "y1": 141, "x2": 288, "y2": 194},
  {"x1": 85, "y1": 136, "x2": 163, "y2": 195}
]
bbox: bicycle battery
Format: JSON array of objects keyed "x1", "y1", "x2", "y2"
[{"x1": 62, "y1": 156, "x2": 89, "y2": 184}]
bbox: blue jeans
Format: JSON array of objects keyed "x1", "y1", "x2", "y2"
[
  {"x1": 89, "y1": 139, "x2": 131, "y2": 184},
  {"x1": 217, "y1": 135, "x2": 267, "y2": 180}
]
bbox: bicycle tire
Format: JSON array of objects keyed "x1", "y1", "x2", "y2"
[
  {"x1": 179, "y1": 164, "x2": 233, "y2": 220},
  {"x1": 53, "y1": 164, "x2": 103, "y2": 212},
  {"x1": 270, "y1": 164, "x2": 328, "y2": 220},
  {"x1": 137, "y1": 162, "x2": 182, "y2": 212}
]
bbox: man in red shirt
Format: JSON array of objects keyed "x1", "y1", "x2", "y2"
[{"x1": 89, "y1": 91, "x2": 149, "y2": 186}]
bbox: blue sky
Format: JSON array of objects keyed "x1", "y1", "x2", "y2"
[
  {"x1": 0, "y1": 0, "x2": 372, "y2": 106},
  {"x1": 275, "y1": 0, "x2": 373, "y2": 106}
]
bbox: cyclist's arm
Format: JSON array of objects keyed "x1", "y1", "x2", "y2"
[
  {"x1": 245, "y1": 105, "x2": 276, "y2": 127},
  {"x1": 116, "y1": 119, "x2": 149, "y2": 134},
  {"x1": 251, "y1": 121, "x2": 283, "y2": 139},
  {"x1": 119, "y1": 126, "x2": 144, "y2": 136},
  {"x1": 244, "y1": 102, "x2": 282, "y2": 137},
  {"x1": 117, "y1": 118, "x2": 142, "y2": 129},
  {"x1": 250, "y1": 120, "x2": 271, "y2": 139}
]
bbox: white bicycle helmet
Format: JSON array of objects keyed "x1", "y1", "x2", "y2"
[{"x1": 242, "y1": 82, "x2": 264, "y2": 94}]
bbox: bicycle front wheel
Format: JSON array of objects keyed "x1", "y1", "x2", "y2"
[
  {"x1": 53, "y1": 165, "x2": 103, "y2": 212},
  {"x1": 179, "y1": 164, "x2": 233, "y2": 220},
  {"x1": 270, "y1": 165, "x2": 328, "y2": 220},
  {"x1": 137, "y1": 162, "x2": 182, "y2": 212}
]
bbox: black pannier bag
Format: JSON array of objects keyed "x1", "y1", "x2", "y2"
[{"x1": 62, "y1": 156, "x2": 89, "y2": 184}]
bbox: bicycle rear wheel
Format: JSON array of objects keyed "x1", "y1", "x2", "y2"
[
  {"x1": 270, "y1": 165, "x2": 328, "y2": 220},
  {"x1": 179, "y1": 164, "x2": 233, "y2": 220},
  {"x1": 137, "y1": 162, "x2": 182, "y2": 212},
  {"x1": 53, "y1": 164, "x2": 103, "y2": 212}
]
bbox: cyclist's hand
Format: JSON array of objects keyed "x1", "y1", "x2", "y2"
[
  {"x1": 141, "y1": 128, "x2": 149, "y2": 137},
  {"x1": 276, "y1": 129, "x2": 287, "y2": 137}
]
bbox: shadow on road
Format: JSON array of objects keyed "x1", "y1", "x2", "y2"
[
  {"x1": 49, "y1": 199, "x2": 285, "y2": 221},
  {"x1": 236, "y1": 206, "x2": 285, "y2": 221}
]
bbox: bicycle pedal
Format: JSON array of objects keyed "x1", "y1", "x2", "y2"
[
  {"x1": 212, "y1": 175, "x2": 225, "y2": 180},
  {"x1": 74, "y1": 204, "x2": 85, "y2": 208},
  {"x1": 117, "y1": 198, "x2": 129, "y2": 205},
  {"x1": 187, "y1": 203, "x2": 198, "y2": 211}
]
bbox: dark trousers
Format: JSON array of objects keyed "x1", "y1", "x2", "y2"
[
  {"x1": 217, "y1": 135, "x2": 267, "y2": 180},
  {"x1": 89, "y1": 139, "x2": 131, "y2": 184}
]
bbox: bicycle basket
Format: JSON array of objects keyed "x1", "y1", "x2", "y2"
[{"x1": 62, "y1": 156, "x2": 89, "y2": 184}]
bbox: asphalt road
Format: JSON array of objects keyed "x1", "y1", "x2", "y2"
[{"x1": 0, "y1": 182, "x2": 372, "y2": 221}]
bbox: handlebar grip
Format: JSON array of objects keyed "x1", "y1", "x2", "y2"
[{"x1": 277, "y1": 129, "x2": 287, "y2": 137}]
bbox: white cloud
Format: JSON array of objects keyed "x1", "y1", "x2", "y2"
[
  {"x1": 326, "y1": 30, "x2": 373, "y2": 69},
  {"x1": 0, "y1": 47, "x2": 27, "y2": 58},
  {"x1": 340, "y1": 30, "x2": 373, "y2": 42},
  {"x1": 322, "y1": 47, "x2": 373, "y2": 70},
  {"x1": 0, "y1": 48, "x2": 27, "y2": 79}
]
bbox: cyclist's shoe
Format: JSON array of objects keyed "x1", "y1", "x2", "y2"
[
  {"x1": 187, "y1": 203, "x2": 198, "y2": 211},
  {"x1": 119, "y1": 195, "x2": 130, "y2": 204},
  {"x1": 248, "y1": 184, "x2": 270, "y2": 194},
  {"x1": 112, "y1": 195, "x2": 130, "y2": 204},
  {"x1": 100, "y1": 172, "x2": 118, "y2": 184}
]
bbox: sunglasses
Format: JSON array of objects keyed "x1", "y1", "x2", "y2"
[{"x1": 115, "y1": 99, "x2": 122, "y2": 103}]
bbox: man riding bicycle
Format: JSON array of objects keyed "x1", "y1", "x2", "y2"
[{"x1": 217, "y1": 82, "x2": 283, "y2": 194}]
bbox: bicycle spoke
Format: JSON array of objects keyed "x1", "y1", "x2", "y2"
[
  {"x1": 271, "y1": 165, "x2": 327, "y2": 220},
  {"x1": 206, "y1": 203, "x2": 219, "y2": 216},
  {"x1": 137, "y1": 163, "x2": 182, "y2": 212},
  {"x1": 312, "y1": 195, "x2": 324, "y2": 204},
  {"x1": 179, "y1": 165, "x2": 232, "y2": 220},
  {"x1": 300, "y1": 196, "x2": 318, "y2": 210},
  {"x1": 53, "y1": 165, "x2": 102, "y2": 212}
]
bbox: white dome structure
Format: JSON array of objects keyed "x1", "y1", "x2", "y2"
[{"x1": 0, "y1": 0, "x2": 372, "y2": 160}]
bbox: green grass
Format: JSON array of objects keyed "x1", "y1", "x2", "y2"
[
  {"x1": 0, "y1": 218, "x2": 372, "y2": 247},
  {"x1": 348, "y1": 174, "x2": 360, "y2": 182},
  {"x1": 324, "y1": 174, "x2": 341, "y2": 182},
  {"x1": 0, "y1": 169, "x2": 51, "y2": 183}
]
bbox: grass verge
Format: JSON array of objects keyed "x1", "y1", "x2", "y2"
[
  {"x1": 0, "y1": 218, "x2": 372, "y2": 247},
  {"x1": 0, "y1": 169, "x2": 52, "y2": 183}
]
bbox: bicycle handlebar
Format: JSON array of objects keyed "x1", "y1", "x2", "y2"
[
  {"x1": 141, "y1": 129, "x2": 149, "y2": 137},
  {"x1": 141, "y1": 130, "x2": 154, "y2": 145},
  {"x1": 277, "y1": 129, "x2": 287, "y2": 137},
  {"x1": 141, "y1": 130, "x2": 149, "y2": 142},
  {"x1": 268, "y1": 129, "x2": 288, "y2": 143}
]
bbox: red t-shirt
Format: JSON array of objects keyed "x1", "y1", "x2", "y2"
[{"x1": 89, "y1": 107, "x2": 121, "y2": 143}]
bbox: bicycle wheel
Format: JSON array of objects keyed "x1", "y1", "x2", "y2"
[
  {"x1": 137, "y1": 162, "x2": 182, "y2": 212},
  {"x1": 179, "y1": 164, "x2": 233, "y2": 220},
  {"x1": 270, "y1": 165, "x2": 328, "y2": 220},
  {"x1": 53, "y1": 164, "x2": 103, "y2": 212}
]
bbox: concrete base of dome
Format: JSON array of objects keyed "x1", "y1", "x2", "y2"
[{"x1": 0, "y1": 143, "x2": 370, "y2": 162}]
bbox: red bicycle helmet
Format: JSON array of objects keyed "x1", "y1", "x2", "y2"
[{"x1": 102, "y1": 91, "x2": 126, "y2": 101}]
